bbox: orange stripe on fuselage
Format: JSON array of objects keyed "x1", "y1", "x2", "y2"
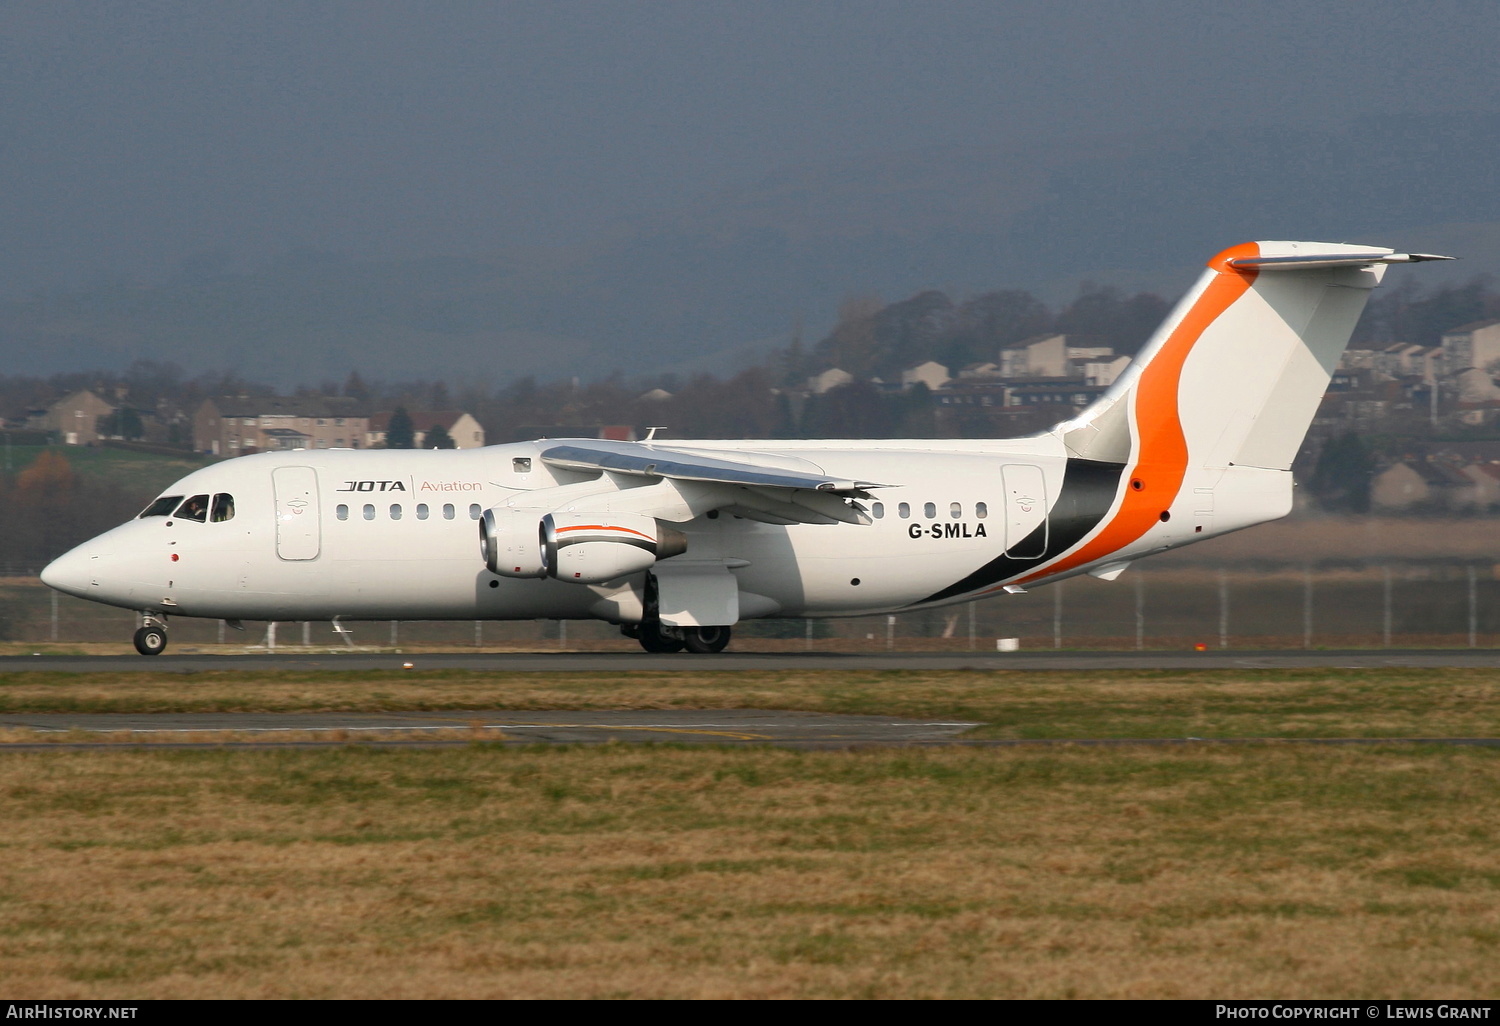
[{"x1": 1014, "y1": 243, "x2": 1260, "y2": 585}]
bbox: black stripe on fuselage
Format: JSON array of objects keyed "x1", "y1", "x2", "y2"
[{"x1": 916, "y1": 458, "x2": 1126, "y2": 605}]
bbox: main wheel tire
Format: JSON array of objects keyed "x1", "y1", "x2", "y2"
[
  {"x1": 133, "y1": 625, "x2": 167, "y2": 656},
  {"x1": 681, "y1": 625, "x2": 731, "y2": 654},
  {"x1": 637, "y1": 621, "x2": 685, "y2": 654}
]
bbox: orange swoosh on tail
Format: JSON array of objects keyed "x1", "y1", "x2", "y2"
[{"x1": 1016, "y1": 243, "x2": 1260, "y2": 584}]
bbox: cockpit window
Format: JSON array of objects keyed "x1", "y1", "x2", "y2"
[
  {"x1": 139, "y1": 495, "x2": 183, "y2": 518},
  {"x1": 211, "y1": 493, "x2": 235, "y2": 523},
  {"x1": 175, "y1": 494, "x2": 211, "y2": 523}
]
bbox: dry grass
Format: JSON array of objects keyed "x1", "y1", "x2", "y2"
[
  {"x1": 0, "y1": 744, "x2": 1496, "y2": 998},
  {"x1": 0, "y1": 667, "x2": 1498, "y2": 740}
]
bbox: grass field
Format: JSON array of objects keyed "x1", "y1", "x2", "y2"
[
  {"x1": 0, "y1": 667, "x2": 1498, "y2": 740},
  {"x1": 1, "y1": 744, "x2": 1497, "y2": 998},
  {"x1": 0, "y1": 668, "x2": 1497, "y2": 998}
]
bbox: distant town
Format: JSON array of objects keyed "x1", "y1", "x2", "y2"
[{"x1": 5, "y1": 274, "x2": 1500, "y2": 527}]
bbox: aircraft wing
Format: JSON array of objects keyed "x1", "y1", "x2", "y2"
[
  {"x1": 539, "y1": 440, "x2": 883, "y2": 495},
  {"x1": 537, "y1": 439, "x2": 886, "y2": 526}
]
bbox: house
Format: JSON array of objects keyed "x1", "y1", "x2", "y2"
[
  {"x1": 999, "y1": 334, "x2": 1068, "y2": 378},
  {"x1": 1370, "y1": 461, "x2": 1473, "y2": 511},
  {"x1": 957, "y1": 362, "x2": 1000, "y2": 379},
  {"x1": 367, "y1": 410, "x2": 486, "y2": 449},
  {"x1": 900, "y1": 361, "x2": 950, "y2": 391},
  {"x1": 1373, "y1": 343, "x2": 1443, "y2": 382},
  {"x1": 1459, "y1": 463, "x2": 1500, "y2": 509},
  {"x1": 806, "y1": 368, "x2": 854, "y2": 395},
  {"x1": 194, "y1": 397, "x2": 371, "y2": 456},
  {"x1": 1001, "y1": 380, "x2": 1107, "y2": 409},
  {"x1": 1082, "y1": 355, "x2": 1131, "y2": 387},
  {"x1": 1442, "y1": 319, "x2": 1500, "y2": 373},
  {"x1": 34, "y1": 390, "x2": 117, "y2": 446}
]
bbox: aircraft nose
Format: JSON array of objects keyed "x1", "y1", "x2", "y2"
[{"x1": 40, "y1": 547, "x2": 95, "y2": 599}]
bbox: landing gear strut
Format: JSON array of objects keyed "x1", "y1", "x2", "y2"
[{"x1": 133, "y1": 615, "x2": 168, "y2": 656}]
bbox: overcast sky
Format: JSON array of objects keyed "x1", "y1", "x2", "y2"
[{"x1": 2, "y1": 0, "x2": 1498, "y2": 296}]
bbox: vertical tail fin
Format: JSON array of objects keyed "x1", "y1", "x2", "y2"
[{"x1": 1061, "y1": 241, "x2": 1450, "y2": 473}]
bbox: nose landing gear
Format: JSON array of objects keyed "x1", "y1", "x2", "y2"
[{"x1": 133, "y1": 615, "x2": 168, "y2": 656}]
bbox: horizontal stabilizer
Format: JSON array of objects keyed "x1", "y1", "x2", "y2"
[{"x1": 1226, "y1": 251, "x2": 1453, "y2": 271}]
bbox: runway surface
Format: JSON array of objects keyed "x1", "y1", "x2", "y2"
[
  {"x1": 7, "y1": 649, "x2": 1500, "y2": 673},
  {"x1": 0, "y1": 706, "x2": 1492, "y2": 750}
]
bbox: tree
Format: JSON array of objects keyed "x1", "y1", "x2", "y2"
[
  {"x1": 1055, "y1": 285, "x2": 1171, "y2": 356},
  {"x1": 424, "y1": 422, "x2": 455, "y2": 449},
  {"x1": 342, "y1": 371, "x2": 370, "y2": 401},
  {"x1": 96, "y1": 410, "x2": 142, "y2": 440},
  {"x1": 1308, "y1": 433, "x2": 1374, "y2": 513},
  {"x1": 385, "y1": 407, "x2": 415, "y2": 449}
]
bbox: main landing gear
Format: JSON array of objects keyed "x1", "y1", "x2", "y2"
[
  {"x1": 133, "y1": 614, "x2": 168, "y2": 656},
  {"x1": 624, "y1": 571, "x2": 732, "y2": 654},
  {"x1": 621, "y1": 621, "x2": 732, "y2": 654}
]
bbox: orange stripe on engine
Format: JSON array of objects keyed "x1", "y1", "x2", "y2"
[
  {"x1": 555, "y1": 524, "x2": 655, "y2": 540},
  {"x1": 1014, "y1": 243, "x2": 1260, "y2": 585}
]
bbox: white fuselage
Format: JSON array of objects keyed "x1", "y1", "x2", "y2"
[{"x1": 40, "y1": 438, "x2": 1289, "y2": 624}]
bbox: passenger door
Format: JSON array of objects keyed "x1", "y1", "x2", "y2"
[
  {"x1": 1001, "y1": 464, "x2": 1048, "y2": 558},
  {"x1": 272, "y1": 466, "x2": 321, "y2": 561}
]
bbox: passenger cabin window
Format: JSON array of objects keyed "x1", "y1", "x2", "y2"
[
  {"x1": 898, "y1": 502, "x2": 911, "y2": 519},
  {"x1": 416, "y1": 503, "x2": 429, "y2": 520},
  {"x1": 175, "y1": 494, "x2": 211, "y2": 523},
  {"x1": 975, "y1": 501, "x2": 988, "y2": 518},
  {"x1": 871, "y1": 501, "x2": 884, "y2": 519},
  {"x1": 390, "y1": 504, "x2": 402, "y2": 520},
  {"x1": 363, "y1": 504, "x2": 376, "y2": 521},
  {"x1": 139, "y1": 495, "x2": 183, "y2": 518},
  {"x1": 469, "y1": 503, "x2": 482, "y2": 520},
  {"x1": 950, "y1": 502, "x2": 962, "y2": 518},
  {"x1": 336, "y1": 504, "x2": 349, "y2": 521},
  {"x1": 211, "y1": 494, "x2": 235, "y2": 523},
  {"x1": 924, "y1": 502, "x2": 937, "y2": 519},
  {"x1": 443, "y1": 504, "x2": 455, "y2": 520}
]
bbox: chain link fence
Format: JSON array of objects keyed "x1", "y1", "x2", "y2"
[{"x1": 3, "y1": 563, "x2": 1499, "y2": 652}]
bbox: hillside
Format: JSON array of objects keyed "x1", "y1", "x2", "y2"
[{"x1": 0, "y1": 446, "x2": 213, "y2": 570}]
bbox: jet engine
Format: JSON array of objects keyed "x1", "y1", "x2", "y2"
[
  {"x1": 481, "y1": 508, "x2": 687, "y2": 583},
  {"x1": 480, "y1": 507, "x2": 548, "y2": 578}
]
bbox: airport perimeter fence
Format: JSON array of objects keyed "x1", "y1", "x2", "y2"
[{"x1": 5, "y1": 562, "x2": 1500, "y2": 652}]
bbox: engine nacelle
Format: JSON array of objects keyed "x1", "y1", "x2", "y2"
[
  {"x1": 543, "y1": 511, "x2": 687, "y2": 584},
  {"x1": 481, "y1": 507, "x2": 688, "y2": 583},
  {"x1": 480, "y1": 507, "x2": 548, "y2": 578}
]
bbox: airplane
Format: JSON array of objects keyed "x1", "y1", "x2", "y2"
[{"x1": 40, "y1": 241, "x2": 1450, "y2": 655}]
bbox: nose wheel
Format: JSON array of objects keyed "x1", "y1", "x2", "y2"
[{"x1": 133, "y1": 617, "x2": 168, "y2": 656}]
